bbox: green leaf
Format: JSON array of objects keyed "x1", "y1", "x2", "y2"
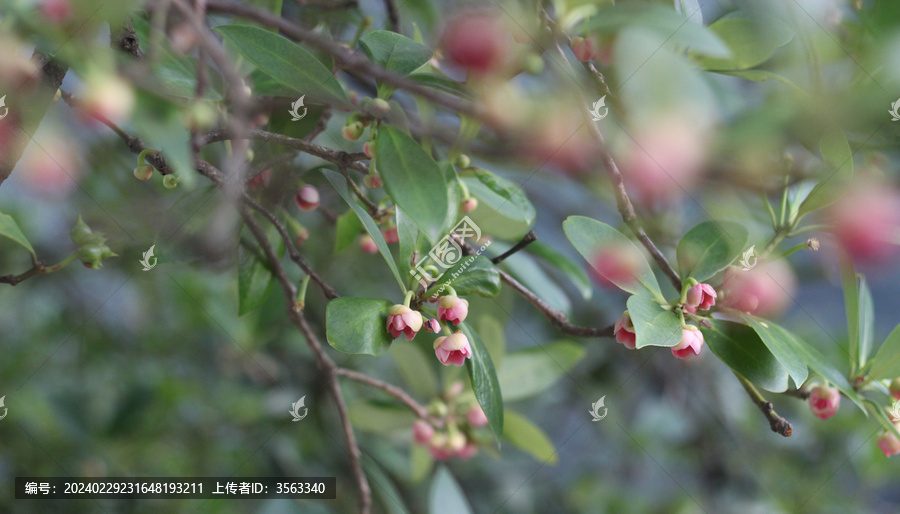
[
  {"x1": 503, "y1": 411, "x2": 558, "y2": 464},
  {"x1": 429, "y1": 467, "x2": 472, "y2": 514},
  {"x1": 797, "y1": 127, "x2": 854, "y2": 219},
  {"x1": 237, "y1": 222, "x2": 283, "y2": 316},
  {"x1": 713, "y1": 69, "x2": 805, "y2": 95},
  {"x1": 476, "y1": 315, "x2": 506, "y2": 369},
  {"x1": 323, "y1": 169, "x2": 406, "y2": 292},
  {"x1": 701, "y1": 320, "x2": 789, "y2": 392},
  {"x1": 786, "y1": 330, "x2": 866, "y2": 413},
  {"x1": 364, "y1": 457, "x2": 412, "y2": 514},
  {"x1": 359, "y1": 30, "x2": 434, "y2": 75},
  {"x1": 498, "y1": 244, "x2": 571, "y2": 315},
  {"x1": 410, "y1": 445, "x2": 433, "y2": 483},
  {"x1": 464, "y1": 168, "x2": 536, "y2": 226},
  {"x1": 422, "y1": 255, "x2": 500, "y2": 299},
  {"x1": 526, "y1": 241, "x2": 593, "y2": 300},
  {"x1": 625, "y1": 295, "x2": 683, "y2": 349},
  {"x1": 334, "y1": 209, "x2": 363, "y2": 254},
  {"x1": 742, "y1": 315, "x2": 809, "y2": 389},
  {"x1": 859, "y1": 276, "x2": 874, "y2": 369},
  {"x1": 213, "y1": 25, "x2": 349, "y2": 105},
  {"x1": 869, "y1": 324, "x2": 900, "y2": 381},
  {"x1": 676, "y1": 221, "x2": 748, "y2": 282},
  {"x1": 460, "y1": 322, "x2": 503, "y2": 439},
  {"x1": 562, "y1": 216, "x2": 662, "y2": 299},
  {"x1": 409, "y1": 73, "x2": 473, "y2": 98},
  {"x1": 132, "y1": 92, "x2": 195, "y2": 182},
  {"x1": 0, "y1": 211, "x2": 35, "y2": 257},
  {"x1": 580, "y1": 3, "x2": 730, "y2": 58},
  {"x1": 396, "y1": 206, "x2": 420, "y2": 285},
  {"x1": 376, "y1": 126, "x2": 449, "y2": 243},
  {"x1": 840, "y1": 254, "x2": 860, "y2": 371},
  {"x1": 325, "y1": 297, "x2": 395, "y2": 356},
  {"x1": 695, "y1": 17, "x2": 792, "y2": 70},
  {"x1": 390, "y1": 342, "x2": 438, "y2": 399},
  {"x1": 461, "y1": 178, "x2": 532, "y2": 239},
  {"x1": 497, "y1": 341, "x2": 584, "y2": 401},
  {"x1": 348, "y1": 401, "x2": 415, "y2": 434}
]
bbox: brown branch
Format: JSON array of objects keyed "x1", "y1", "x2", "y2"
[
  {"x1": 0, "y1": 265, "x2": 41, "y2": 286},
  {"x1": 782, "y1": 387, "x2": 811, "y2": 400},
  {"x1": 239, "y1": 205, "x2": 370, "y2": 514},
  {"x1": 204, "y1": 1, "x2": 479, "y2": 117},
  {"x1": 491, "y1": 231, "x2": 537, "y2": 265},
  {"x1": 111, "y1": 19, "x2": 145, "y2": 59},
  {"x1": 335, "y1": 368, "x2": 429, "y2": 420},
  {"x1": 242, "y1": 194, "x2": 340, "y2": 300},
  {"x1": 381, "y1": 0, "x2": 400, "y2": 32},
  {"x1": 201, "y1": 128, "x2": 369, "y2": 174},
  {"x1": 734, "y1": 372, "x2": 793, "y2": 437},
  {"x1": 294, "y1": 0, "x2": 357, "y2": 8}
]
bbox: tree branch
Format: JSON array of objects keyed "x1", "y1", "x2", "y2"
[
  {"x1": 381, "y1": 0, "x2": 400, "y2": 33},
  {"x1": 491, "y1": 231, "x2": 537, "y2": 265},
  {"x1": 111, "y1": 19, "x2": 145, "y2": 59},
  {"x1": 734, "y1": 372, "x2": 793, "y2": 437},
  {"x1": 335, "y1": 368, "x2": 429, "y2": 420}
]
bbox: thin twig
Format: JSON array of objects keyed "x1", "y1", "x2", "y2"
[
  {"x1": 381, "y1": 0, "x2": 400, "y2": 32},
  {"x1": 335, "y1": 368, "x2": 429, "y2": 419},
  {"x1": 491, "y1": 231, "x2": 537, "y2": 265},
  {"x1": 734, "y1": 372, "x2": 793, "y2": 437}
]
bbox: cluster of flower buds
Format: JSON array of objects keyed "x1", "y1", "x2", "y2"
[
  {"x1": 70, "y1": 216, "x2": 117, "y2": 269},
  {"x1": 385, "y1": 293, "x2": 472, "y2": 366},
  {"x1": 613, "y1": 313, "x2": 706, "y2": 360},
  {"x1": 411, "y1": 384, "x2": 489, "y2": 460}
]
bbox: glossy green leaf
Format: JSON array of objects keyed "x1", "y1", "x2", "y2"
[
  {"x1": 695, "y1": 17, "x2": 792, "y2": 70},
  {"x1": 213, "y1": 25, "x2": 349, "y2": 105},
  {"x1": 410, "y1": 445, "x2": 433, "y2": 483},
  {"x1": 626, "y1": 295, "x2": 683, "y2": 349},
  {"x1": 237, "y1": 222, "x2": 282, "y2": 316},
  {"x1": 701, "y1": 320, "x2": 789, "y2": 392},
  {"x1": 390, "y1": 342, "x2": 438, "y2": 399},
  {"x1": 497, "y1": 341, "x2": 584, "y2": 401},
  {"x1": 396, "y1": 206, "x2": 420, "y2": 285},
  {"x1": 676, "y1": 221, "x2": 748, "y2": 282},
  {"x1": 858, "y1": 276, "x2": 874, "y2": 369},
  {"x1": 325, "y1": 297, "x2": 395, "y2": 356},
  {"x1": 409, "y1": 73, "x2": 473, "y2": 98},
  {"x1": 840, "y1": 254, "x2": 860, "y2": 371},
  {"x1": 580, "y1": 3, "x2": 730, "y2": 58},
  {"x1": 675, "y1": 0, "x2": 702, "y2": 23},
  {"x1": 526, "y1": 241, "x2": 593, "y2": 300},
  {"x1": 785, "y1": 327, "x2": 866, "y2": 413},
  {"x1": 797, "y1": 127, "x2": 854, "y2": 219},
  {"x1": 563, "y1": 216, "x2": 662, "y2": 299},
  {"x1": 376, "y1": 126, "x2": 449, "y2": 243},
  {"x1": 423, "y1": 255, "x2": 500, "y2": 299},
  {"x1": 323, "y1": 169, "x2": 405, "y2": 292},
  {"x1": 359, "y1": 30, "x2": 434, "y2": 75},
  {"x1": 503, "y1": 411, "x2": 558, "y2": 464},
  {"x1": 461, "y1": 178, "x2": 532, "y2": 239},
  {"x1": 869, "y1": 324, "x2": 900, "y2": 381},
  {"x1": 465, "y1": 168, "x2": 535, "y2": 226},
  {"x1": 742, "y1": 315, "x2": 809, "y2": 388},
  {"x1": 476, "y1": 315, "x2": 506, "y2": 368},
  {"x1": 460, "y1": 322, "x2": 503, "y2": 439},
  {"x1": 429, "y1": 467, "x2": 472, "y2": 514},
  {"x1": 0, "y1": 211, "x2": 35, "y2": 257},
  {"x1": 334, "y1": 209, "x2": 363, "y2": 254}
]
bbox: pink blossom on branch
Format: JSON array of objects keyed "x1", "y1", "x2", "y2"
[
  {"x1": 386, "y1": 305, "x2": 423, "y2": 340},
  {"x1": 613, "y1": 313, "x2": 637, "y2": 350},
  {"x1": 684, "y1": 283, "x2": 717, "y2": 314},
  {"x1": 671, "y1": 325, "x2": 704, "y2": 360},
  {"x1": 433, "y1": 331, "x2": 472, "y2": 366},
  {"x1": 808, "y1": 385, "x2": 840, "y2": 420}
]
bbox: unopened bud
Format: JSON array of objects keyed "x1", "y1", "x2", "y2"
[
  {"x1": 363, "y1": 173, "x2": 382, "y2": 189},
  {"x1": 460, "y1": 198, "x2": 478, "y2": 213},
  {"x1": 454, "y1": 154, "x2": 471, "y2": 169},
  {"x1": 133, "y1": 165, "x2": 154, "y2": 181},
  {"x1": 162, "y1": 175, "x2": 181, "y2": 189},
  {"x1": 342, "y1": 121, "x2": 365, "y2": 141},
  {"x1": 807, "y1": 238, "x2": 820, "y2": 251}
]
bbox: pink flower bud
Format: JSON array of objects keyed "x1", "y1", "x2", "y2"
[
  {"x1": 133, "y1": 165, "x2": 154, "y2": 181},
  {"x1": 295, "y1": 228, "x2": 309, "y2": 246},
  {"x1": 460, "y1": 198, "x2": 478, "y2": 213},
  {"x1": 359, "y1": 235, "x2": 378, "y2": 254},
  {"x1": 827, "y1": 180, "x2": 900, "y2": 264},
  {"x1": 342, "y1": 121, "x2": 365, "y2": 141},
  {"x1": 382, "y1": 226, "x2": 399, "y2": 244},
  {"x1": 890, "y1": 378, "x2": 900, "y2": 400},
  {"x1": 40, "y1": 0, "x2": 72, "y2": 23},
  {"x1": 808, "y1": 385, "x2": 840, "y2": 420},
  {"x1": 363, "y1": 173, "x2": 382, "y2": 189},
  {"x1": 441, "y1": 11, "x2": 510, "y2": 74},
  {"x1": 877, "y1": 427, "x2": 900, "y2": 458},
  {"x1": 720, "y1": 260, "x2": 796, "y2": 318},
  {"x1": 437, "y1": 295, "x2": 469, "y2": 325},
  {"x1": 456, "y1": 441, "x2": 479, "y2": 459},
  {"x1": 570, "y1": 36, "x2": 599, "y2": 62},
  {"x1": 428, "y1": 434, "x2": 455, "y2": 460},
  {"x1": 423, "y1": 318, "x2": 441, "y2": 333},
  {"x1": 362, "y1": 142, "x2": 376, "y2": 160},
  {"x1": 412, "y1": 420, "x2": 434, "y2": 446},
  {"x1": 671, "y1": 325, "x2": 704, "y2": 359},
  {"x1": 433, "y1": 331, "x2": 472, "y2": 366},
  {"x1": 247, "y1": 169, "x2": 271, "y2": 189},
  {"x1": 447, "y1": 381, "x2": 464, "y2": 397},
  {"x1": 613, "y1": 313, "x2": 637, "y2": 350},
  {"x1": 386, "y1": 305, "x2": 424, "y2": 340},
  {"x1": 466, "y1": 405, "x2": 489, "y2": 427},
  {"x1": 294, "y1": 185, "x2": 320, "y2": 211},
  {"x1": 684, "y1": 283, "x2": 717, "y2": 314}
]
